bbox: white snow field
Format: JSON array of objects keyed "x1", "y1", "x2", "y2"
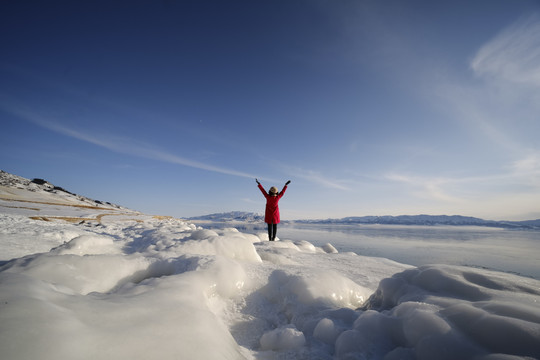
[{"x1": 1, "y1": 172, "x2": 539, "y2": 359}]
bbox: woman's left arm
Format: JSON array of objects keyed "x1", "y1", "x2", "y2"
[{"x1": 280, "y1": 180, "x2": 291, "y2": 197}]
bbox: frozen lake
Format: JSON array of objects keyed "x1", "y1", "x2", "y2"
[{"x1": 200, "y1": 222, "x2": 540, "y2": 280}]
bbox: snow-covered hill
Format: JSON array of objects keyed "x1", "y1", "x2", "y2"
[
  {"x1": 0, "y1": 170, "x2": 126, "y2": 210},
  {"x1": 0, "y1": 170, "x2": 144, "y2": 223}
]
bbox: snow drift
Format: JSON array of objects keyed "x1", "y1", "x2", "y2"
[{"x1": 1, "y1": 214, "x2": 539, "y2": 359}]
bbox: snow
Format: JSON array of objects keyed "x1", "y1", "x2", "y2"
[
  {"x1": 1, "y1": 173, "x2": 540, "y2": 359},
  {"x1": 260, "y1": 324, "x2": 306, "y2": 351}
]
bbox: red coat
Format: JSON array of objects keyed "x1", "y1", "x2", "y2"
[{"x1": 258, "y1": 183, "x2": 287, "y2": 224}]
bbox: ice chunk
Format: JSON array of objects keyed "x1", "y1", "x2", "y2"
[
  {"x1": 52, "y1": 234, "x2": 121, "y2": 255},
  {"x1": 2, "y1": 252, "x2": 152, "y2": 294},
  {"x1": 144, "y1": 231, "x2": 262, "y2": 263},
  {"x1": 204, "y1": 256, "x2": 248, "y2": 299},
  {"x1": 336, "y1": 310, "x2": 397, "y2": 358},
  {"x1": 0, "y1": 270, "x2": 245, "y2": 360},
  {"x1": 322, "y1": 243, "x2": 338, "y2": 253},
  {"x1": 263, "y1": 269, "x2": 370, "y2": 309},
  {"x1": 396, "y1": 302, "x2": 451, "y2": 346},
  {"x1": 190, "y1": 229, "x2": 219, "y2": 240},
  {"x1": 313, "y1": 318, "x2": 339, "y2": 344},
  {"x1": 356, "y1": 264, "x2": 540, "y2": 359},
  {"x1": 259, "y1": 325, "x2": 306, "y2": 351},
  {"x1": 294, "y1": 240, "x2": 317, "y2": 252}
]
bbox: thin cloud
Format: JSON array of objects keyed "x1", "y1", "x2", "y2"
[
  {"x1": 432, "y1": 15, "x2": 540, "y2": 156},
  {"x1": 385, "y1": 158, "x2": 540, "y2": 205},
  {"x1": 381, "y1": 168, "x2": 540, "y2": 219},
  {"x1": 471, "y1": 14, "x2": 540, "y2": 87},
  {"x1": 278, "y1": 165, "x2": 351, "y2": 191},
  {"x1": 509, "y1": 152, "x2": 540, "y2": 188},
  {"x1": 385, "y1": 173, "x2": 463, "y2": 203},
  {"x1": 2, "y1": 103, "x2": 258, "y2": 180}
]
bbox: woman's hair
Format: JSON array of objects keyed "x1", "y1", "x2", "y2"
[{"x1": 269, "y1": 186, "x2": 278, "y2": 195}]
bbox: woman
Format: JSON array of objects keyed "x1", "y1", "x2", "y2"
[{"x1": 256, "y1": 178, "x2": 291, "y2": 241}]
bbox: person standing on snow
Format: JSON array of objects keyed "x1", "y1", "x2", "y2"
[{"x1": 256, "y1": 178, "x2": 291, "y2": 241}]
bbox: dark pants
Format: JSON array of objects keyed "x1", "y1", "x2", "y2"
[{"x1": 267, "y1": 223, "x2": 277, "y2": 241}]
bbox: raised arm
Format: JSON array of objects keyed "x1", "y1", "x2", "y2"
[
  {"x1": 256, "y1": 179, "x2": 268, "y2": 198},
  {"x1": 279, "y1": 180, "x2": 291, "y2": 197}
]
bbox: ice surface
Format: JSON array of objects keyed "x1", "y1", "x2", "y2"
[{"x1": 1, "y1": 209, "x2": 540, "y2": 359}]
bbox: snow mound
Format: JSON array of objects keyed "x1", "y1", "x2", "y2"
[
  {"x1": 1, "y1": 211, "x2": 539, "y2": 359},
  {"x1": 322, "y1": 242, "x2": 338, "y2": 253},
  {"x1": 314, "y1": 317, "x2": 340, "y2": 344},
  {"x1": 52, "y1": 234, "x2": 122, "y2": 255},
  {"x1": 260, "y1": 324, "x2": 306, "y2": 351},
  {"x1": 339, "y1": 265, "x2": 540, "y2": 359}
]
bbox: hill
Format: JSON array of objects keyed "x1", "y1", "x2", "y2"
[{"x1": 0, "y1": 170, "x2": 141, "y2": 223}]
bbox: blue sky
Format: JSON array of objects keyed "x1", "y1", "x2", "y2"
[{"x1": 1, "y1": 0, "x2": 540, "y2": 220}]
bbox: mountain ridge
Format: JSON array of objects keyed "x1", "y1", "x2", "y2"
[
  {"x1": 188, "y1": 211, "x2": 264, "y2": 222},
  {"x1": 188, "y1": 211, "x2": 540, "y2": 230}
]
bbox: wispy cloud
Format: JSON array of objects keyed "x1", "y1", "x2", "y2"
[
  {"x1": 509, "y1": 152, "x2": 540, "y2": 188},
  {"x1": 385, "y1": 153, "x2": 540, "y2": 206},
  {"x1": 2, "y1": 103, "x2": 259, "y2": 180},
  {"x1": 431, "y1": 14, "x2": 540, "y2": 158},
  {"x1": 385, "y1": 173, "x2": 463, "y2": 203},
  {"x1": 471, "y1": 14, "x2": 540, "y2": 88},
  {"x1": 277, "y1": 164, "x2": 351, "y2": 191},
  {"x1": 389, "y1": 169, "x2": 540, "y2": 220}
]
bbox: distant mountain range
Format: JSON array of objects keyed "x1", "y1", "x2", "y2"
[
  {"x1": 188, "y1": 211, "x2": 264, "y2": 222},
  {"x1": 296, "y1": 215, "x2": 540, "y2": 229},
  {"x1": 188, "y1": 211, "x2": 540, "y2": 230}
]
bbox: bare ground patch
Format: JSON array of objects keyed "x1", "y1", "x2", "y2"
[
  {"x1": 29, "y1": 213, "x2": 146, "y2": 224},
  {"x1": 0, "y1": 196, "x2": 121, "y2": 211},
  {"x1": 30, "y1": 216, "x2": 94, "y2": 223},
  {"x1": 0, "y1": 205, "x2": 41, "y2": 211}
]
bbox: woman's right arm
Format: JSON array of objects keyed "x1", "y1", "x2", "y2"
[{"x1": 257, "y1": 181, "x2": 268, "y2": 198}]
